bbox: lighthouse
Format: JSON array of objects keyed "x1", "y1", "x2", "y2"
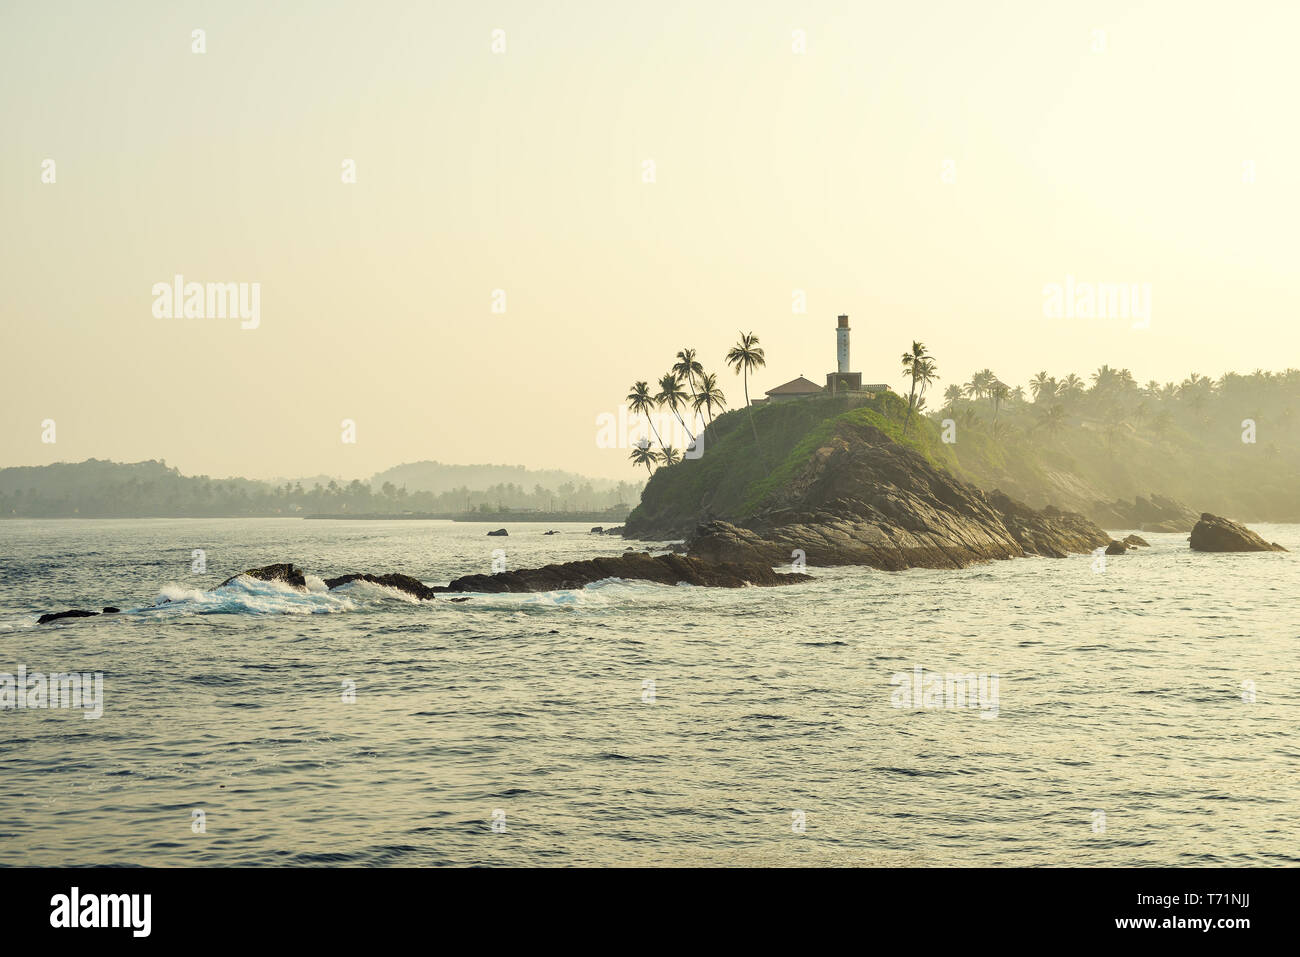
[{"x1": 824, "y1": 313, "x2": 888, "y2": 395}]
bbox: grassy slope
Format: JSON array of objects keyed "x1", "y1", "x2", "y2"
[{"x1": 627, "y1": 392, "x2": 955, "y2": 532}]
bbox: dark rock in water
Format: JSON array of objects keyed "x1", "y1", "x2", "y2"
[
  {"x1": 323, "y1": 572, "x2": 440, "y2": 600},
  {"x1": 433, "y1": 552, "x2": 810, "y2": 593},
  {"x1": 219, "y1": 563, "x2": 308, "y2": 589},
  {"x1": 448, "y1": 596, "x2": 472, "y2": 603},
  {"x1": 102, "y1": 606, "x2": 120, "y2": 613},
  {"x1": 1122, "y1": 534, "x2": 1150, "y2": 547},
  {"x1": 37, "y1": 609, "x2": 99, "y2": 625},
  {"x1": 590, "y1": 526, "x2": 604, "y2": 534},
  {"x1": 544, "y1": 530, "x2": 558, "y2": 535},
  {"x1": 1189, "y1": 514, "x2": 1287, "y2": 553},
  {"x1": 681, "y1": 422, "x2": 1110, "y2": 571},
  {"x1": 487, "y1": 528, "x2": 508, "y2": 537},
  {"x1": 1104, "y1": 540, "x2": 1129, "y2": 555},
  {"x1": 602, "y1": 526, "x2": 625, "y2": 535}
]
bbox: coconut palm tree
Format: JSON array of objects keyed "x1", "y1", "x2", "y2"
[
  {"x1": 942, "y1": 384, "x2": 963, "y2": 411},
  {"x1": 990, "y1": 381, "x2": 1010, "y2": 424},
  {"x1": 911, "y1": 357, "x2": 940, "y2": 433},
  {"x1": 1060, "y1": 374, "x2": 1086, "y2": 404},
  {"x1": 626, "y1": 381, "x2": 668, "y2": 453},
  {"x1": 966, "y1": 368, "x2": 996, "y2": 401},
  {"x1": 900, "y1": 341, "x2": 935, "y2": 434},
  {"x1": 659, "y1": 446, "x2": 682, "y2": 466},
  {"x1": 725, "y1": 331, "x2": 766, "y2": 446},
  {"x1": 672, "y1": 349, "x2": 705, "y2": 406},
  {"x1": 655, "y1": 373, "x2": 696, "y2": 444},
  {"x1": 1039, "y1": 403, "x2": 1067, "y2": 439},
  {"x1": 1030, "y1": 371, "x2": 1056, "y2": 402},
  {"x1": 629, "y1": 439, "x2": 658, "y2": 475},
  {"x1": 691, "y1": 371, "x2": 726, "y2": 434}
]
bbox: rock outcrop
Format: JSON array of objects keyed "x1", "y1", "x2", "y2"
[
  {"x1": 683, "y1": 421, "x2": 1110, "y2": 571},
  {"x1": 436, "y1": 552, "x2": 809, "y2": 592},
  {"x1": 219, "y1": 563, "x2": 307, "y2": 589},
  {"x1": 1189, "y1": 514, "x2": 1287, "y2": 553},
  {"x1": 1088, "y1": 494, "x2": 1200, "y2": 532},
  {"x1": 487, "y1": 528, "x2": 508, "y2": 537}
]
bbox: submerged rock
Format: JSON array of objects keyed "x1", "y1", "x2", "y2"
[
  {"x1": 1189, "y1": 514, "x2": 1287, "y2": 553},
  {"x1": 36, "y1": 609, "x2": 99, "y2": 625},
  {"x1": 487, "y1": 528, "x2": 508, "y2": 537},
  {"x1": 435, "y1": 552, "x2": 810, "y2": 593},
  {"x1": 323, "y1": 572, "x2": 440, "y2": 601}
]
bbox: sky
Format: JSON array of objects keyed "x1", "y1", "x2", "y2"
[{"x1": 3, "y1": 0, "x2": 1298, "y2": 481}]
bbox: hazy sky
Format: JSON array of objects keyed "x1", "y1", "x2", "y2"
[{"x1": 4, "y1": 1, "x2": 1298, "y2": 481}]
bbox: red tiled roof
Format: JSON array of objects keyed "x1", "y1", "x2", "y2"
[{"x1": 765, "y1": 376, "x2": 825, "y2": 396}]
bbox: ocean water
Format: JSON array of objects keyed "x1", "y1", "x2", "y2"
[{"x1": 1, "y1": 518, "x2": 1297, "y2": 867}]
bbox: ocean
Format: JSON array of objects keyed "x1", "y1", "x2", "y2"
[{"x1": 1, "y1": 518, "x2": 1296, "y2": 866}]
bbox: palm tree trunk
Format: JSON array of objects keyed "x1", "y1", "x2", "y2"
[
  {"x1": 743, "y1": 371, "x2": 759, "y2": 447},
  {"x1": 904, "y1": 374, "x2": 918, "y2": 434}
]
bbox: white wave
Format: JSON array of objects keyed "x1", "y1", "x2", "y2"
[{"x1": 147, "y1": 574, "x2": 358, "y2": 618}]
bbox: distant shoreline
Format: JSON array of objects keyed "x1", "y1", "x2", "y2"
[
  {"x1": 0, "y1": 513, "x2": 628, "y2": 523},
  {"x1": 304, "y1": 512, "x2": 627, "y2": 523}
]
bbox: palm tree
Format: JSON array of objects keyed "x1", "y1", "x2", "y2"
[
  {"x1": 691, "y1": 372, "x2": 726, "y2": 434},
  {"x1": 725, "y1": 331, "x2": 766, "y2": 446},
  {"x1": 629, "y1": 439, "x2": 658, "y2": 474},
  {"x1": 900, "y1": 341, "x2": 935, "y2": 434},
  {"x1": 1060, "y1": 374, "x2": 1085, "y2": 404},
  {"x1": 1030, "y1": 371, "x2": 1056, "y2": 402},
  {"x1": 626, "y1": 381, "x2": 667, "y2": 452},
  {"x1": 1090, "y1": 364, "x2": 1119, "y2": 394},
  {"x1": 672, "y1": 349, "x2": 705, "y2": 406},
  {"x1": 655, "y1": 373, "x2": 696, "y2": 444},
  {"x1": 942, "y1": 384, "x2": 963, "y2": 411},
  {"x1": 659, "y1": 446, "x2": 682, "y2": 466},
  {"x1": 1039, "y1": 403, "x2": 1067, "y2": 439},
  {"x1": 990, "y1": 381, "x2": 1010, "y2": 424},
  {"x1": 967, "y1": 368, "x2": 996, "y2": 401}
]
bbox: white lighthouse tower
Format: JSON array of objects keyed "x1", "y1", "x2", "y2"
[
  {"x1": 826, "y1": 313, "x2": 882, "y2": 395},
  {"x1": 836, "y1": 314, "x2": 850, "y2": 373}
]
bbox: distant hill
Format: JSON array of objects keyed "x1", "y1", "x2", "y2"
[
  {"x1": 0, "y1": 459, "x2": 642, "y2": 518},
  {"x1": 367, "y1": 461, "x2": 625, "y2": 495}
]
